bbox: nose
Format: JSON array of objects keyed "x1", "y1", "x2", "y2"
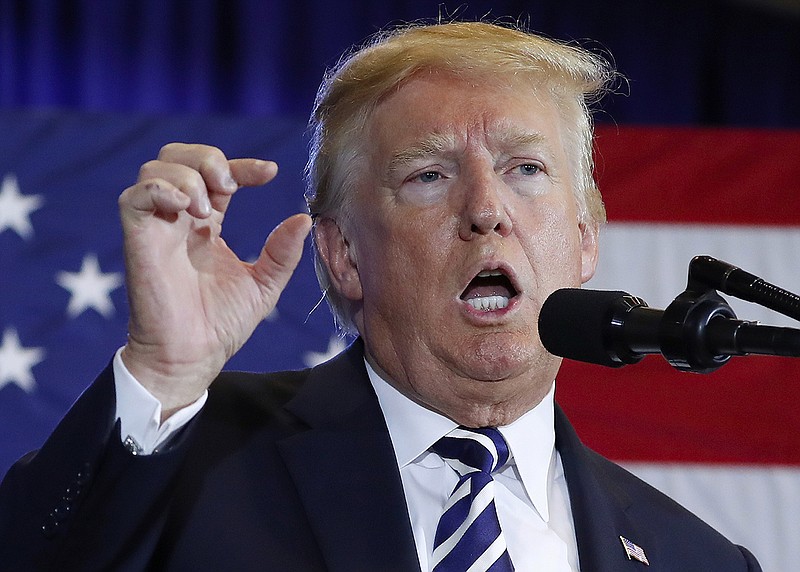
[{"x1": 458, "y1": 172, "x2": 513, "y2": 240}]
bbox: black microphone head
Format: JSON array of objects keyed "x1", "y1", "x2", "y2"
[{"x1": 538, "y1": 288, "x2": 633, "y2": 367}]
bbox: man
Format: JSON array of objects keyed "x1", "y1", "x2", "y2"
[{"x1": 0, "y1": 21, "x2": 761, "y2": 571}]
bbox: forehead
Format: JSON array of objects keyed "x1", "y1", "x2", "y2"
[{"x1": 365, "y1": 72, "x2": 567, "y2": 160}]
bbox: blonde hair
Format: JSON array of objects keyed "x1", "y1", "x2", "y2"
[{"x1": 305, "y1": 21, "x2": 616, "y2": 333}]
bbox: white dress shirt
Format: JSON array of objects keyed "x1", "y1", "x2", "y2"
[
  {"x1": 365, "y1": 361, "x2": 579, "y2": 571},
  {"x1": 113, "y1": 350, "x2": 579, "y2": 570}
]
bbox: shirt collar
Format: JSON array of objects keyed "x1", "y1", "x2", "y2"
[{"x1": 365, "y1": 359, "x2": 557, "y2": 522}]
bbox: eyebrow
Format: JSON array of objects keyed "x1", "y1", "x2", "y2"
[
  {"x1": 386, "y1": 132, "x2": 457, "y2": 175},
  {"x1": 492, "y1": 130, "x2": 549, "y2": 153}
]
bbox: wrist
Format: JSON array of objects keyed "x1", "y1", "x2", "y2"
[{"x1": 120, "y1": 343, "x2": 219, "y2": 420}]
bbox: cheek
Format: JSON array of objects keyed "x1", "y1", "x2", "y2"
[
  {"x1": 370, "y1": 195, "x2": 453, "y2": 252},
  {"x1": 522, "y1": 200, "x2": 584, "y2": 280},
  {"x1": 355, "y1": 208, "x2": 445, "y2": 288}
]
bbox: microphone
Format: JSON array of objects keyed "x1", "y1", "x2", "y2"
[{"x1": 538, "y1": 288, "x2": 800, "y2": 372}]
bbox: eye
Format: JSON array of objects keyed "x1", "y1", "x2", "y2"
[
  {"x1": 414, "y1": 171, "x2": 441, "y2": 183},
  {"x1": 515, "y1": 163, "x2": 542, "y2": 176}
]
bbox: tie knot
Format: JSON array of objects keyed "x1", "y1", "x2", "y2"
[{"x1": 431, "y1": 427, "x2": 510, "y2": 477}]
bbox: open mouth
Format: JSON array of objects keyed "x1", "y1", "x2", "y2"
[{"x1": 460, "y1": 269, "x2": 519, "y2": 311}]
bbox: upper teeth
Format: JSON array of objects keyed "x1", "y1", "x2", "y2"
[
  {"x1": 467, "y1": 295, "x2": 509, "y2": 311},
  {"x1": 477, "y1": 270, "x2": 502, "y2": 277}
]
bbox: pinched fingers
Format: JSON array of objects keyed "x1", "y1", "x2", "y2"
[
  {"x1": 158, "y1": 143, "x2": 277, "y2": 211},
  {"x1": 126, "y1": 143, "x2": 278, "y2": 220}
]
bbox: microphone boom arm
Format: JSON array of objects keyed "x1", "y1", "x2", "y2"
[
  {"x1": 689, "y1": 255, "x2": 800, "y2": 322},
  {"x1": 654, "y1": 256, "x2": 800, "y2": 373}
]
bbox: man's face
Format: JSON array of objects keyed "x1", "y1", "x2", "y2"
[{"x1": 319, "y1": 72, "x2": 598, "y2": 426}]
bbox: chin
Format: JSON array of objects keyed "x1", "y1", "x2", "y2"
[
  {"x1": 429, "y1": 334, "x2": 558, "y2": 426},
  {"x1": 457, "y1": 332, "x2": 539, "y2": 381}
]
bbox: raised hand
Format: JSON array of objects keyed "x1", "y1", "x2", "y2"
[{"x1": 118, "y1": 143, "x2": 311, "y2": 417}]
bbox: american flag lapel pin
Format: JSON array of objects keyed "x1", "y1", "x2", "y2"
[{"x1": 620, "y1": 535, "x2": 650, "y2": 566}]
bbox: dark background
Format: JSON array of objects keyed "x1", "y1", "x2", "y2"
[{"x1": 3, "y1": 0, "x2": 799, "y2": 128}]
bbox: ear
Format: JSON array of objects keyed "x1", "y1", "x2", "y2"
[
  {"x1": 578, "y1": 221, "x2": 599, "y2": 284},
  {"x1": 314, "y1": 217, "x2": 363, "y2": 301}
]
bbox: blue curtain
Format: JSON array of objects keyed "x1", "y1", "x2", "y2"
[{"x1": 2, "y1": 0, "x2": 799, "y2": 127}]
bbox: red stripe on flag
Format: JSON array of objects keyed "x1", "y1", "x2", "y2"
[
  {"x1": 594, "y1": 126, "x2": 800, "y2": 226},
  {"x1": 557, "y1": 357, "x2": 800, "y2": 465}
]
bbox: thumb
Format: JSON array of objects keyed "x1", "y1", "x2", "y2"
[{"x1": 252, "y1": 213, "x2": 313, "y2": 306}]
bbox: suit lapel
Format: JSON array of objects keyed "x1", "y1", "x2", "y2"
[
  {"x1": 277, "y1": 341, "x2": 420, "y2": 572},
  {"x1": 277, "y1": 343, "x2": 654, "y2": 571},
  {"x1": 555, "y1": 404, "x2": 653, "y2": 570}
]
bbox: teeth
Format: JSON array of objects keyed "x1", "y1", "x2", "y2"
[
  {"x1": 477, "y1": 270, "x2": 502, "y2": 277},
  {"x1": 466, "y1": 295, "x2": 509, "y2": 311}
]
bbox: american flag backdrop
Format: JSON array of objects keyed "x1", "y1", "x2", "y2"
[{"x1": 1, "y1": 111, "x2": 799, "y2": 571}]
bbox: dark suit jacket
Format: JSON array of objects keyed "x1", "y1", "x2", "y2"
[{"x1": 0, "y1": 340, "x2": 761, "y2": 571}]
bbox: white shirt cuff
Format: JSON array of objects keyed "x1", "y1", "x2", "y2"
[{"x1": 112, "y1": 347, "x2": 208, "y2": 455}]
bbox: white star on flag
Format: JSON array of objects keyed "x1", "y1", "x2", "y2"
[
  {"x1": 0, "y1": 328, "x2": 45, "y2": 393},
  {"x1": 56, "y1": 254, "x2": 124, "y2": 318},
  {"x1": 0, "y1": 173, "x2": 44, "y2": 240},
  {"x1": 303, "y1": 336, "x2": 347, "y2": 367}
]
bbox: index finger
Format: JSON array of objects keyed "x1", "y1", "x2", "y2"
[
  {"x1": 210, "y1": 159, "x2": 278, "y2": 214},
  {"x1": 229, "y1": 158, "x2": 278, "y2": 188}
]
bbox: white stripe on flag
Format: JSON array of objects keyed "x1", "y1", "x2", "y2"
[{"x1": 588, "y1": 222, "x2": 800, "y2": 327}]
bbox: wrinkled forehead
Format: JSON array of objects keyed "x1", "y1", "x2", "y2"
[
  {"x1": 371, "y1": 66, "x2": 569, "y2": 118},
  {"x1": 363, "y1": 72, "x2": 570, "y2": 164}
]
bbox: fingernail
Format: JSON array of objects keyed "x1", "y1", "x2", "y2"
[
  {"x1": 225, "y1": 173, "x2": 238, "y2": 192},
  {"x1": 200, "y1": 196, "x2": 212, "y2": 216}
]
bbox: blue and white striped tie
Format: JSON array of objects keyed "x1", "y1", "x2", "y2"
[{"x1": 430, "y1": 427, "x2": 515, "y2": 572}]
